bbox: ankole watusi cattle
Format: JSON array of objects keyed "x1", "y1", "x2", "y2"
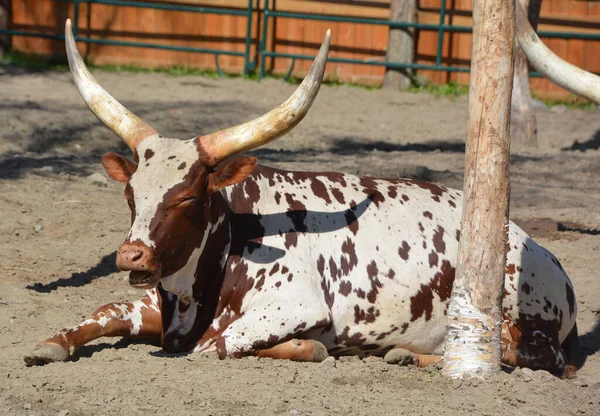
[{"x1": 25, "y1": 14, "x2": 589, "y2": 377}]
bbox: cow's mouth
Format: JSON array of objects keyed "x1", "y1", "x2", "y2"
[{"x1": 129, "y1": 270, "x2": 161, "y2": 289}]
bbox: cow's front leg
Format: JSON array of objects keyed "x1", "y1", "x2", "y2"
[
  {"x1": 257, "y1": 338, "x2": 329, "y2": 362},
  {"x1": 24, "y1": 290, "x2": 161, "y2": 366},
  {"x1": 216, "y1": 307, "x2": 331, "y2": 362},
  {"x1": 384, "y1": 348, "x2": 443, "y2": 368}
]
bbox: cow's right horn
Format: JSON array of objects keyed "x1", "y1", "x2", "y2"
[
  {"x1": 197, "y1": 30, "x2": 331, "y2": 167},
  {"x1": 64, "y1": 19, "x2": 158, "y2": 151},
  {"x1": 516, "y1": 2, "x2": 600, "y2": 104}
]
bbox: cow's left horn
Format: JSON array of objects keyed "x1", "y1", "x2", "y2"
[
  {"x1": 198, "y1": 30, "x2": 331, "y2": 167},
  {"x1": 515, "y1": 3, "x2": 600, "y2": 104},
  {"x1": 64, "y1": 19, "x2": 158, "y2": 151}
]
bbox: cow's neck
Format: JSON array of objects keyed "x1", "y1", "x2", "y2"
[{"x1": 159, "y1": 191, "x2": 232, "y2": 352}]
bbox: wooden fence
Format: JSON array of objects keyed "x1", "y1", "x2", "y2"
[{"x1": 9, "y1": 0, "x2": 600, "y2": 99}]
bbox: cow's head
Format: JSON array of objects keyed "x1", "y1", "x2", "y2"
[{"x1": 64, "y1": 19, "x2": 330, "y2": 289}]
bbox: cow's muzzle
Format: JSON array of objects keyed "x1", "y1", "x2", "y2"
[{"x1": 116, "y1": 242, "x2": 161, "y2": 289}]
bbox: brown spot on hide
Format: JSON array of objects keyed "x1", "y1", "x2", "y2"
[
  {"x1": 269, "y1": 263, "x2": 280, "y2": 276},
  {"x1": 177, "y1": 162, "x2": 186, "y2": 170},
  {"x1": 331, "y1": 188, "x2": 346, "y2": 204},
  {"x1": 336, "y1": 326, "x2": 366, "y2": 347},
  {"x1": 410, "y1": 260, "x2": 455, "y2": 321},
  {"x1": 398, "y1": 241, "x2": 411, "y2": 261},
  {"x1": 274, "y1": 191, "x2": 281, "y2": 204},
  {"x1": 345, "y1": 209, "x2": 359, "y2": 236},
  {"x1": 522, "y1": 282, "x2": 532, "y2": 295},
  {"x1": 144, "y1": 149, "x2": 155, "y2": 160},
  {"x1": 285, "y1": 193, "x2": 308, "y2": 232},
  {"x1": 448, "y1": 200, "x2": 456, "y2": 208},
  {"x1": 366, "y1": 260, "x2": 382, "y2": 303},
  {"x1": 284, "y1": 232, "x2": 298, "y2": 249},
  {"x1": 359, "y1": 177, "x2": 385, "y2": 207},
  {"x1": 428, "y1": 250, "x2": 439, "y2": 268},
  {"x1": 566, "y1": 283, "x2": 575, "y2": 317},
  {"x1": 311, "y1": 178, "x2": 331, "y2": 204},
  {"x1": 432, "y1": 225, "x2": 446, "y2": 254},
  {"x1": 411, "y1": 180, "x2": 447, "y2": 197},
  {"x1": 387, "y1": 186, "x2": 398, "y2": 198},
  {"x1": 423, "y1": 211, "x2": 433, "y2": 220},
  {"x1": 317, "y1": 255, "x2": 325, "y2": 277},
  {"x1": 254, "y1": 268, "x2": 267, "y2": 291},
  {"x1": 355, "y1": 288, "x2": 366, "y2": 299},
  {"x1": 294, "y1": 322, "x2": 307, "y2": 332},
  {"x1": 354, "y1": 305, "x2": 380, "y2": 324},
  {"x1": 339, "y1": 280, "x2": 352, "y2": 296},
  {"x1": 340, "y1": 238, "x2": 358, "y2": 275},
  {"x1": 418, "y1": 222, "x2": 425, "y2": 233},
  {"x1": 455, "y1": 229, "x2": 461, "y2": 241},
  {"x1": 386, "y1": 269, "x2": 395, "y2": 280},
  {"x1": 506, "y1": 264, "x2": 516, "y2": 275},
  {"x1": 402, "y1": 194, "x2": 409, "y2": 202},
  {"x1": 329, "y1": 257, "x2": 339, "y2": 281}
]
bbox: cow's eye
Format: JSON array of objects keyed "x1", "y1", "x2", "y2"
[{"x1": 174, "y1": 195, "x2": 196, "y2": 207}]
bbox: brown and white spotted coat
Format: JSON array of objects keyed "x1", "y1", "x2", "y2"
[{"x1": 26, "y1": 134, "x2": 578, "y2": 376}]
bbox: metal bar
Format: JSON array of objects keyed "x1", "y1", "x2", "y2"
[
  {"x1": 435, "y1": 0, "x2": 447, "y2": 66},
  {"x1": 76, "y1": 36, "x2": 246, "y2": 57},
  {"x1": 73, "y1": 0, "x2": 80, "y2": 38},
  {"x1": 259, "y1": 0, "x2": 270, "y2": 79},
  {"x1": 265, "y1": 10, "x2": 472, "y2": 32},
  {"x1": 284, "y1": 57, "x2": 296, "y2": 80},
  {"x1": 72, "y1": 0, "x2": 250, "y2": 16},
  {"x1": 262, "y1": 50, "x2": 470, "y2": 72},
  {"x1": 243, "y1": 0, "x2": 254, "y2": 75},
  {"x1": 0, "y1": 30, "x2": 65, "y2": 40},
  {"x1": 214, "y1": 53, "x2": 224, "y2": 77},
  {"x1": 536, "y1": 31, "x2": 600, "y2": 41}
]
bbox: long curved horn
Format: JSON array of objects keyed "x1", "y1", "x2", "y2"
[
  {"x1": 64, "y1": 19, "x2": 158, "y2": 151},
  {"x1": 198, "y1": 30, "x2": 331, "y2": 167},
  {"x1": 515, "y1": 3, "x2": 600, "y2": 104}
]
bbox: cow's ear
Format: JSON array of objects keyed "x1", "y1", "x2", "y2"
[
  {"x1": 101, "y1": 152, "x2": 137, "y2": 183},
  {"x1": 207, "y1": 156, "x2": 257, "y2": 194}
]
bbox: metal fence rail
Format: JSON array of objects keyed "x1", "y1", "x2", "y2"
[{"x1": 2, "y1": 0, "x2": 600, "y2": 80}]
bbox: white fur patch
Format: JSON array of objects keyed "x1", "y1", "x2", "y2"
[{"x1": 127, "y1": 136, "x2": 199, "y2": 248}]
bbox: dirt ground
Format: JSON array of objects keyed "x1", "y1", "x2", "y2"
[{"x1": 1, "y1": 67, "x2": 599, "y2": 415}]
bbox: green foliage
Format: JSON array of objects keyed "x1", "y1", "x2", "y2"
[
  {"x1": 532, "y1": 94, "x2": 597, "y2": 110},
  {"x1": 409, "y1": 82, "x2": 470, "y2": 98},
  {"x1": 1, "y1": 51, "x2": 69, "y2": 70}
]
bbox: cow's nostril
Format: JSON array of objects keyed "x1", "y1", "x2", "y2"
[{"x1": 130, "y1": 251, "x2": 144, "y2": 262}]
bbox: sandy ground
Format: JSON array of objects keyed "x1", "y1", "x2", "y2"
[{"x1": 1, "y1": 67, "x2": 600, "y2": 415}]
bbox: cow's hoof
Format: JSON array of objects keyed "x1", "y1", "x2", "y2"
[
  {"x1": 384, "y1": 348, "x2": 415, "y2": 366},
  {"x1": 310, "y1": 340, "x2": 329, "y2": 362},
  {"x1": 24, "y1": 343, "x2": 69, "y2": 366}
]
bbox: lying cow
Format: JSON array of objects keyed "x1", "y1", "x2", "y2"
[{"x1": 25, "y1": 17, "x2": 581, "y2": 377}]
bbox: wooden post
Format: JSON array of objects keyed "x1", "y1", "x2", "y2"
[
  {"x1": 383, "y1": 0, "x2": 417, "y2": 90},
  {"x1": 442, "y1": 0, "x2": 515, "y2": 379},
  {"x1": 511, "y1": 0, "x2": 541, "y2": 147}
]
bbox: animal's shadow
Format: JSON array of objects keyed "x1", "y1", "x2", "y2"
[{"x1": 26, "y1": 251, "x2": 119, "y2": 293}]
